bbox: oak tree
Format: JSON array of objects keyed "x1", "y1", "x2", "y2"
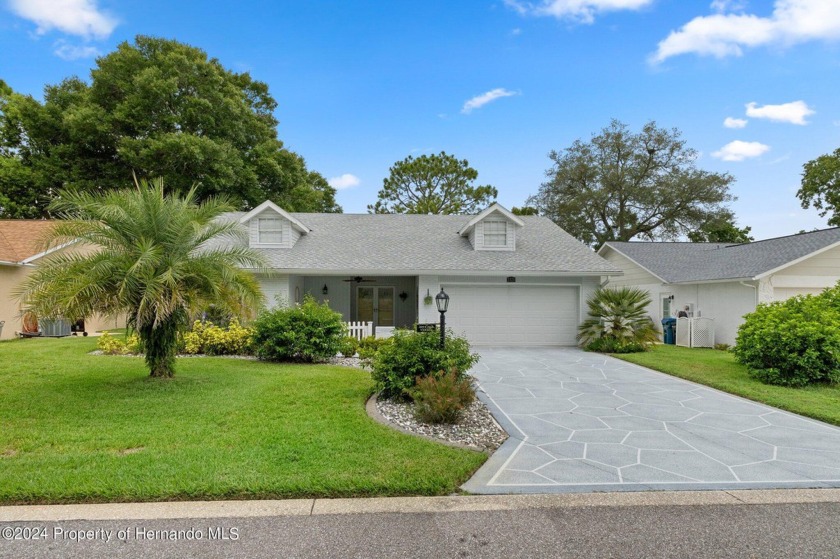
[{"x1": 527, "y1": 120, "x2": 736, "y2": 248}]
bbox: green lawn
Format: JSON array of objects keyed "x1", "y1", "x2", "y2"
[
  {"x1": 614, "y1": 345, "x2": 840, "y2": 427},
  {"x1": 0, "y1": 336, "x2": 486, "y2": 505}
]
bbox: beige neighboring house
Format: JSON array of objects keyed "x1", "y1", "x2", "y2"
[
  {"x1": 0, "y1": 220, "x2": 121, "y2": 340},
  {"x1": 598, "y1": 228, "x2": 840, "y2": 345}
]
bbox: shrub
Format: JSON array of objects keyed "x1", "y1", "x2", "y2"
[
  {"x1": 181, "y1": 319, "x2": 254, "y2": 356},
  {"x1": 714, "y1": 343, "x2": 731, "y2": 352},
  {"x1": 409, "y1": 369, "x2": 476, "y2": 424},
  {"x1": 358, "y1": 336, "x2": 392, "y2": 361},
  {"x1": 733, "y1": 288, "x2": 840, "y2": 387},
  {"x1": 577, "y1": 287, "x2": 658, "y2": 353},
  {"x1": 338, "y1": 336, "x2": 360, "y2": 357},
  {"x1": 371, "y1": 329, "x2": 479, "y2": 399},
  {"x1": 251, "y1": 296, "x2": 346, "y2": 362},
  {"x1": 97, "y1": 331, "x2": 141, "y2": 355}
]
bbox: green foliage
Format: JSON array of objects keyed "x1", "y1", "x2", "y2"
[
  {"x1": 798, "y1": 147, "x2": 840, "y2": 226},
  {"x1": 578, "y1": 287, "x2": 658, "y2": 353},
  {"x1": 0, "y1": 337, "x2": 486, "y2": 503},
  {"x1": 688, "y1": 217, "x2": 754, "y2": 243},
  {"x1": 733, "y1": 287, "x2": 840, "y2": 387},
  {"x1": 16, "y1": 178, "x2": 265, "y2": 377},
  {"x1": 181, "y1": 319, "x2": 254, "y2": 356},
  {"x1": 97, "y1": 332, "x2": 141, "y2": 355},
  {"x1": 252, "y1": 296, "x2": 346, "y2": 362},
  {"x1": 511, "y1": 206, "x2": 539, "y2": 215},
  {"x1": 368, "y1": 151, "x2": 497, "y2": 214},
  {"x1": 714, "y1": 343, "x2": 731, "y2": 351},
  {"x1": 358, "y1": 336, "x2": 392, "y2": 361},
  {"x1": 0, "y1": 37, "x2": 340, "y2": 218},
  {"x1": 527, "y1": 119, "x2": 735, "y2": 248},
  {"x1": 371, "y1": 329, "x2": 479, "y2": 399},
  {"x1": 409, "y1": 369, "x2": 476, "y2": 424},
  {"x1": 338, "y1": 336, "x2": 360, "y2": 357}
]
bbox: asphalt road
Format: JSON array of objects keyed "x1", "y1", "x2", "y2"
[{"x1": 2, "y1": 502, "x2": 839, "y2": 558}]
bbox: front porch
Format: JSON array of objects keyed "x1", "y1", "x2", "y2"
[{"x1": 260, "y1": 274, "x2": 419, "y2": 335}]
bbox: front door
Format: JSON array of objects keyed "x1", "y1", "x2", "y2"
[{"x1": 357, "y1": 286, "x2": 394, "y2": 327}]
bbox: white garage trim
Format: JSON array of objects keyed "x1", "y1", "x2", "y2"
[{"x1": 441, "y1": 283, "x2": 581, "y2": 347}]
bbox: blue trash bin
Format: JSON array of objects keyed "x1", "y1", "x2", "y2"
[{"x1": 661, "y1": 317, "x2": 677, "y2": 345}]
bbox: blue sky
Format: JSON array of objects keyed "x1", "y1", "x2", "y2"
[{"x1": 2, "y1": 0, "x2": 840, "y2": 239}]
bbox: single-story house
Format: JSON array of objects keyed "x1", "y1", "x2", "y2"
[
  {"x1": 598, "y1": 227, "x2": 840, "y2": 345},
  {"x1": 0, "y1": 220, "x2": 122, "y2": 339},
  {"x1": 222, "y1": 201, "x2": 622, "y2": 346}
]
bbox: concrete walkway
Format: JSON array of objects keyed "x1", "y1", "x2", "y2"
[{"x1": 463, "y1": 347, "x2": 840, "y2": 494}]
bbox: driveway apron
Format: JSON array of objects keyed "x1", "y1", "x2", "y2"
[{"x1": 463, "y1": 347, "x2": 840, "y2": 494}]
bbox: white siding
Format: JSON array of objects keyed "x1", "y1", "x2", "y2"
[
  {"x1": 600, "y1": 248, "x2": 661, "y2": 286},
  {"x1": 774, "y1": 244, "x2": 840, "y2": 279}
]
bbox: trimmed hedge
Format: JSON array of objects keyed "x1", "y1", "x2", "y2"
[
  {"x1": 371, "y1": 329, "x2": 478, "y2": 399},
  {"x1": 252, "y1": 296, "x2": 345, "y2": 362}
]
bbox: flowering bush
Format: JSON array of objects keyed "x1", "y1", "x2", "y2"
[
  {"x1": 97, "y1": 332, "x2": 142, "y2": 355},
  {"x1": 181, "y1": 319, "x2": 254, "y2": 356}
]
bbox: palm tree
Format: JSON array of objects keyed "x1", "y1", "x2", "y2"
[
  {"x1": 17, "y1": 178, "x2": 265, "y2": 377},
  {"x1": 577, "y1": 287, "x2": 658, "y2": 352}
]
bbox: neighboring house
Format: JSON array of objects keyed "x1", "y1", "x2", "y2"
[
  {"x1": 220, "y1": 201, "x2": 622, "y2": 346},
  {"x1": 0, "y1": 220, "x2": 121, "y2": 340},
  {"x1": 599, "y1": 228, "x2": 840, "y2": 345}
]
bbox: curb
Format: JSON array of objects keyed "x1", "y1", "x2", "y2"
[{"x1": 2, "y1": 489, "x2": 840, "y2": 522}]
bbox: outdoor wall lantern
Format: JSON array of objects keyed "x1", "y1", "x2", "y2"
[
  {"x1": 399, "y1": 291, "x2": 408, "y2": 302},
  {"x1": 322, "y1": 284, "x2": 329, "y2": 295},
  {"x1": 435, "y1": 288, "x2": 450, "y2": 348}
]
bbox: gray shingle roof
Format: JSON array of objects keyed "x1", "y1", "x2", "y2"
[
  {"x1": 604, "y1": 227, "x2": 840, "y2": 283},
  {"x1": 218, "y1": 212, "x2": 620, "y2": 275}
]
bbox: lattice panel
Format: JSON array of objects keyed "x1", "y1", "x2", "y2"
[
  {"x1": 690, "y1": 318, "x2": 715, "y2": 348},
  {"x1": 676, "y1": 318, "x2": 691, "y2": 347}
]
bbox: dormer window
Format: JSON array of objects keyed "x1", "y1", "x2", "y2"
[
  {"x1": 483, "y1": 220, "x2": 507, "y2": 247},
  {"x1": 258, "y1": 218, "x2": 283, "y2": 244}
]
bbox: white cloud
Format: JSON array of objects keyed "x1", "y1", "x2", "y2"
[
  {"x1": 745, "y1": 100, "x2": 814, "y2": 125},
  {"x1": 327, "y1": 174, "x2": 360, "y2": 190},
  {"x1": 651, "y1": 0, "x2": 840, "y2": 63},
  {"x1": 710, "y1": 0, "x2": 748, "y2": 13},
  {"x1": 712, "y1": 140, "x2": 770, "y2": 161},
  {"x1": 461, "y1": 88, "x2": 519, "y2": 114},
  {"x1": 504, "y1": 0, "x2": 653, "y2": 24},
  {"x1": 53, "y1": 41, "x2": 100, "y2": 60},
  {"x1": 723, "y1": 117, "x2": 748, "y2": 128},
  {"x1": 8, "y1": 0, "x2": 117, "y2": 39}
]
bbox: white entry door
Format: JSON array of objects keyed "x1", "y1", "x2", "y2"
[{"x1": 357, "y1": 286, "x2": 395, "y2": 327}]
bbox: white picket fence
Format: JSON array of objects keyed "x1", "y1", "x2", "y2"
[{"x1": 345, "y1": 321, "x2": 372, "y2": 340}]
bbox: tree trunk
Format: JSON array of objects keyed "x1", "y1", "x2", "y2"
[{"x1": 140, "y1": 315, "x2": 183, "y2": 378}]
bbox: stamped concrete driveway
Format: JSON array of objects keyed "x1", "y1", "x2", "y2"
[{"x1": 463, "y1": 347, "x2": 840, "y2": 494}]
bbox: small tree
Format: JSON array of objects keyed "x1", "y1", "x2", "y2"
[
  {"x1": 17, "y1": 178, "x2": 265, "y2": 378},
  {"x1": 577, "y1": 287, "x2": 658, "y2": 353},
  {"x1": 688, "y1": 215, "x2": 754, "y2": 243},
  {"x1": 368, "y1": 152, "x2": 497, "y2": 214}
]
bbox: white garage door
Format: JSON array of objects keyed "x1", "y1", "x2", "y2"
[{"x1": 442, "y1": 285, "x2": 580, "y2": 346}]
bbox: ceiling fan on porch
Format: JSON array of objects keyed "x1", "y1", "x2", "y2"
[{"x1": 342, "y1": 276, "x2": 376, "y2": 283}]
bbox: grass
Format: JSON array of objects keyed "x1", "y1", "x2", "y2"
[
  {"x1": 0, "y1": 336, "x2": 486, "y2": 505},
  {"x1": 613, "y1": 344, "x2": 840, "y2": 427}
]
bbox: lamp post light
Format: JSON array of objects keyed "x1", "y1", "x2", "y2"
[{"x1": 435, "y1": 288, "x2": 449, "y2": 348}]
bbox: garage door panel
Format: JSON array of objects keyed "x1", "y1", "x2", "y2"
[{"x1": 443, "y1": 285, "x2": 579, "y2": 346}]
